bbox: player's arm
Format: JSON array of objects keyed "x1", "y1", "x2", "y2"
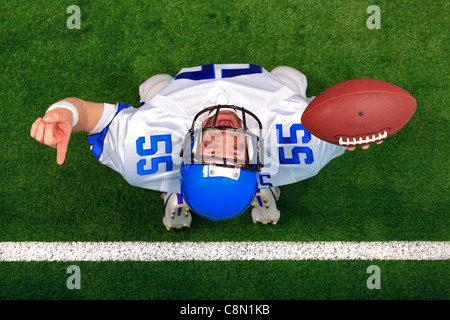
[{"x1": 30, "y1": 97, "x2": 105, "y2": 164}]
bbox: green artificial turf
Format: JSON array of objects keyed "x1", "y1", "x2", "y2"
[{"x1": 1, "y1": 261, "x2": 448, "y2": 300}]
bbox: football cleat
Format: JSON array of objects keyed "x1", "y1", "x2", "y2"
[
  {"x1": 251, "y1": 187, "x2": 281, "y2": 225},
  {"x1": 161, "y1": 192, "x2": 192, "y2": 231}
]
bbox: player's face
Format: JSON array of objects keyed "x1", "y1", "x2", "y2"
[
  {"x1": 201, "y1": 129, "x2": 248, "y2": 165},
  {"x1": 201, "y1": 111, "x2": 248, "y2": 165}
]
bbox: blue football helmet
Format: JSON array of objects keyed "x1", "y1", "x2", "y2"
[{"x1": 180, "y1": 105, "x2": 264, "y2": 221}]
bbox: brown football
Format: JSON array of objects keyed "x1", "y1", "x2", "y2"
[{"x1": 301, "y1": 79, "x2": 417, "y2": 147}]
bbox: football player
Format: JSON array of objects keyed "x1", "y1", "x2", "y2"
[{"x1": 30, "y1": 64, "x2": 376, "y2": 230}]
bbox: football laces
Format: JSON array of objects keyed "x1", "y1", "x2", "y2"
[{"x1": 338, "y1": 130, "x2": 388, "y2": 146}]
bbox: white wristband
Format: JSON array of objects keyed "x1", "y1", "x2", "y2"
[{"x1": 46, "y1": 101, "x2": 79, "y2": 127}]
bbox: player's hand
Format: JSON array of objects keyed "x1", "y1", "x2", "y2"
[
  {"x1": 30, "y1": 108, "x2": 73, "y2": 165},
  {"x1": 347, "y1": 141, "x2": 383, "y2": 151}
]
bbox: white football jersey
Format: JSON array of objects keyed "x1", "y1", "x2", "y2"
[{"x1": 88, "y1": 64, "x2": 346, "y2": 193}]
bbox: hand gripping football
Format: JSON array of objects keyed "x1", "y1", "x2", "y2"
[{"x1": 301, "y1": 79, "x2": 417, "y2": 147}]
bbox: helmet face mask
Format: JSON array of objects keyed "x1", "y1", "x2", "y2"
[
  {"x1": 180, "y1": 105, "x2": 264, "y2": 221},
  {"x1": 181, "y1": 105, "x2": 264, "y2": 172}
]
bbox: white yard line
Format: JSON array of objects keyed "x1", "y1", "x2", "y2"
[{"x1": 0, "y1": 241, "x2": 449, "y2": 261}]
